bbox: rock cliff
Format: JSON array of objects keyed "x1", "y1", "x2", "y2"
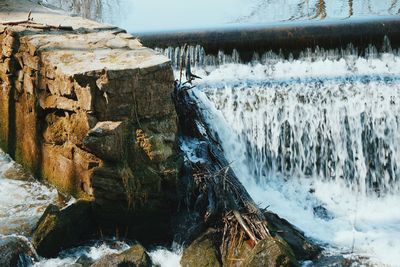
[{"x1": 0, "y1": 0, "x2": 179, "y2": 242}]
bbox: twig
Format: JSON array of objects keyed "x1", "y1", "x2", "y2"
[{"x1": 233, "y1": 210, "x2": 258, "y2": 245}]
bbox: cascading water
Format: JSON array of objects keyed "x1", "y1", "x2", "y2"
[{"x1": 183, "y1": 44, "x2": 400, "y2": 266}]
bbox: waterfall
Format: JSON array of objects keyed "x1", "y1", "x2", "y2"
[
  {"x1": 185, "y1": 43, "x2": 400, "y2": 196},
  {"x1": 189, "y1": 45, "x2": 400, "y2": 265},
  {"x1": 203, "y1": 74, "x2": 400, "y2": 196}
]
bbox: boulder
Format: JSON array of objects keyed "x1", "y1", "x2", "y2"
[
  {"x1": 180, "y1": 229, "x2": 222, "y2": 267},
  {"x1": 90, "y1": 243, "x2": 152, "y2": 267},
  {"x1": 264, "y1": 211, "x2": 322, "y2": 260},
  {"x1": 242, "y1": 238, "x2": 299, "y2": 267},
  {"x1": 32, "y1": 200, "x2": 94, "y2": 257},
  {"x1": 83, "y1": 121, "x2": 129, "y2": 162},
  {"x1": 0, "y1": 235, "x2": 36, "y2": 267}
]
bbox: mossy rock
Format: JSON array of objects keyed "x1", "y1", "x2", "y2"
[
  {"x1": 264, "y1": 211, "x2": 321, "y2": 260},
  {"x1": 32, "y1": 200, "x2": 94, "y2": 257},
  {"x1": 242, "y1": 237, "x2": 299, "y2": 267},
  {"x1": 180, "y1": 228, "x2": 222, "y2": 267},
  {"x1": 90, "y1": 243, "x2": 152, "y2": 267}
]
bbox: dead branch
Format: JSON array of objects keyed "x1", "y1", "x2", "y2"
[
  {"x1": 0, "y1": 10, "x2": 73, "y2": 31},
  {"x1": 233, "y1": 210, "x2": 258, "y2": 244}
]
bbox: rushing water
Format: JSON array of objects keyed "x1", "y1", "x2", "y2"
[
  {"x1": 189, "y1": 48, "x2": 400, "y2": 266},
  {"x1": 0, "y1": 150, "x2": 58, "y2": 237}
]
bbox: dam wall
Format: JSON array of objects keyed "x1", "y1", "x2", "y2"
[{"x1": 138, "y1": 16, "x2": 400, "y2": 62}]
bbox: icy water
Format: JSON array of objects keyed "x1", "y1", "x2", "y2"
[{"x1": 189, "y1": 47, "x2": 400, "y2": 266}]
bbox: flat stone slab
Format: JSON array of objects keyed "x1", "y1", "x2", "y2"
[{"x1": 0, "y1": 0, "x2": 170, "y2": 76}]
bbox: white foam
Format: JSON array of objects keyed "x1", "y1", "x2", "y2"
[
  {"x1": 34, "y1": 241, "x2": 130, "y2": 267},
  {"x1": 149, "y1": 247, "x2": 183, "y2": 267},
  {"x1": 0, "y1": 150, "x2": 58, "y2": 236}
]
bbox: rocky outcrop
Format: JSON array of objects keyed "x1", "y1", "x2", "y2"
[
  {"x1": 32, "y1": 201, "x2": 94, "y2": 257},
  {"x1": 1, "y1": 0, "x2": 179, "y2": 246},
  {"x1": 91, "y1": 243, "x2": 152, "y2": 267},
  {"x1": 241, "y1": 238, "x2": 299, "y2": 267},
  {"x1": 180, "y1": 229, "x2": 222, "y2": 267}
]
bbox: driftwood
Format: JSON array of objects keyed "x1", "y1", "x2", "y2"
[
  {"x1": 173, "y1": 63, "x2": 272, "y2": 259},
  {"x1": 0, "y1": 21, "x2": 74, "y2": 31},
  {"x1": 0, "y1": 10, "x2": 73, "y2": 31}
]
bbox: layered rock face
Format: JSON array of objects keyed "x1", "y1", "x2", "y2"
[{"x1": 0, "y1": 15, "x2": 179, "y2": 241}]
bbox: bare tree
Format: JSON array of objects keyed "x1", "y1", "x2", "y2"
[
  {"x1": 348, "y1": 0, "x2": 353, "y2": 17},
  {"x1": 313, "y1": 0, "x2": 327, "y2": 19}
]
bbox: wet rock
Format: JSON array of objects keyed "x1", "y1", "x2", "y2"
[
  {"x1": 76, "y1": 254, "x2": 94, "y2": 266},
  {"x1": 313, "y1": 205, "x2": 334, "y2": 221},
  {"x1": 172, "y1": 212, "x2": 205, "y2": 245},
  {"x1": 180, "y1": 228, "x2": 222, "y2": 267},
  {"x1": 32, "y1": 200, "x2": 94, "y2": 257},
  {"x1": 0, "y1": 235, "x2": 37, "y2": 267},
  {"x1": 264, "y1": 211, "x2": 322, "y2": 260},
  {"x1": 242, "y1": 238, "x2": 299, "y2": 267},
  {"x1": 309, "y1": 254, "x2": 369, "y2": 267},
  {"x1": 90, "y1": 243, "x2": 152, "y2": 267}
]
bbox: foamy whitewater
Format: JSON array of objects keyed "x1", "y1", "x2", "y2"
[
  {"x1": 34, "y1": 242, "x2": 182, "y2": 267},
  {"x1": 0, "y1": 150, "x2": 58, "y2": 236},
  {"x1": 189, "y1": 50, "x2": 400, "y2": 266}
]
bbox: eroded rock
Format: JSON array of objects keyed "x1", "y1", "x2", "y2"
[
  {"x1": 91, "y1": 243, "x2": 152, "y2": 267},
  {"x1": 181, "y1": 229, "x2": 222, "y2": 267},
  {"x1": 242, "y1": 238, "x2": 299, "y2": 267},
  {"x1": 32, "y1": 200, "x2": 94, "y2": 257},
  {"x1": 83, "y1": 121, "x2": 129, "y2": 162}
]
